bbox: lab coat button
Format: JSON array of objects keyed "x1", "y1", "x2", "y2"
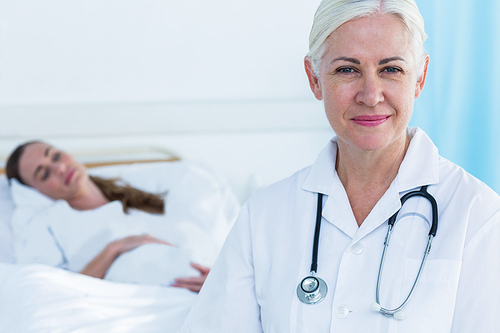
[
  {"x1": 336, "y1": 305, "x2": 349, "y2": 319},
  {"x1": 350, "y1": 242, "x2": 364, "y2": 255}
]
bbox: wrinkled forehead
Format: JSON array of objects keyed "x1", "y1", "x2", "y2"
[
  {"x1": 18, "y1": 142, "x2": 52, "y2": 184},
  {"x1": 322, "y1": 14, "x2": 416, "y2": 68},
  {"x1": 333, "y1": 14, "x2": 412, "y2": 53}
]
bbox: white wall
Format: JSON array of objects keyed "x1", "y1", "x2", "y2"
[
  {"x1": 0, "y1": 0, "x2": 321, "y2": 104},
  {"x1": 0, "y1": 0, "x2": 333, "y2": 203}
]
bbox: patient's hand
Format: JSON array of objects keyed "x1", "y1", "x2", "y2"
[
  {"x1": 110, "y1": 234, "x2": 175, "y2": 256},
  {"x1": 80, "y1": 234, "x2": 174, "y2": 279},
  {"x1": 172, "y1": 262, "x2": 210, "y2": 293}
]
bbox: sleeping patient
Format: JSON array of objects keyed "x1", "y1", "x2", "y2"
[{"x1": 6, "y1": 141, "x2": 237, "y2": 292}]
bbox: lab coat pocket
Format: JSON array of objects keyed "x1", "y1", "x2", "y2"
[{"x1": 393, "y1": 258, "x2": 461, "y2": 332}]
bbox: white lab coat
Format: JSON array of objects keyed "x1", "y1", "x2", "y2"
[{"x1": 181, "y1": 127, "x2": 500, "y2": 332}]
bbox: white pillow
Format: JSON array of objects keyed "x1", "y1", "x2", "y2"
[
  {"x1": 8, "y1": 179, "x2": 65, "y2": 267},
  {"x1": 0, "y1": 177, "x2": 15, "y2": 263},
  {"x1": 10, "y1": 178, "x2": 55, "y2": 212}
]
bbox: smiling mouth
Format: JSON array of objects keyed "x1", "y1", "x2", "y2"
[
  {"x1": 351, "y1": 115, "x2": 390, "y2": 127},
  {"x1": 65, "y1": 169, "x2": 75, "y2": 185}
]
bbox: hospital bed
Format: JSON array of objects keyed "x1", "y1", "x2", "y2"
[{"x1": 0, "y1": 150, "x2": 241, "y2": 333}]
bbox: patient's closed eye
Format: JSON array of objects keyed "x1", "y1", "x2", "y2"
[
  {"x1": 41, "y1": 169, "x2": 50, "y2": 181},
  {"x1": 52, "y1": 152, "x2": 60, "y2": 162}
]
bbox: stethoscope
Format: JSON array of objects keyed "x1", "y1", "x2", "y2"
[{"x1": 296, "y1": 185, "x2": 438, "y2": 320}]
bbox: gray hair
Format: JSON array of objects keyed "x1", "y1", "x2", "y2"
[{"x1": 307, "y1": 0, "x2": 428, "y2": 77}]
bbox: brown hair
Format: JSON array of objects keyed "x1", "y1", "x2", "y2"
[
  {"x1": 90, "y1": 175, "x2": 164, "y2": 214},
  {"x1": 6, "y1": 141, "x2": 165, "y2": 215},
  {"x1": 6, "y1": 141, "x2": 39, "y2": 186}
]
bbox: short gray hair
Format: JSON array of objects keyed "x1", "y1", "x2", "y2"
[{"x1": 307, "y1": 0, "x2": 427, "y2": 77}]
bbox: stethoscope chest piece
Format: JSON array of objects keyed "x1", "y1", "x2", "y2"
[{"x1": 297, "y1": 274, "x2": 328, "y2": 304}]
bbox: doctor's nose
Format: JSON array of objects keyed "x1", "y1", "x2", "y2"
[{"x1": 355, "y1": 75, "x2": 384, "y2": 107}]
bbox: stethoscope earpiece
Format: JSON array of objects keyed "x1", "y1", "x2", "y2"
[
  {"x1": 371, "y1": 303, "x2": 405, "y2": 320},
  {"x1": 393, "y1": 311, "x2": 406, "y2": 320},
  {"x1": 370, "y1": 302, "x2": 382, "y2": 312}
]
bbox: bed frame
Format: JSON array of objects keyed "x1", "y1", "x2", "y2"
[{"x1": 0, "y1": 146, "x2": 180, "y2": 175}]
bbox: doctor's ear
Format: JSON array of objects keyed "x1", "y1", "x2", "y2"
[
  {"x1": 415, "y1": 54, "x2": 429, "y2": 99},
  {"x1": 304, "y1": 57, "x2": 323, "y2": 101}
]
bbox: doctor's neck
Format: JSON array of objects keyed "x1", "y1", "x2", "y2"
[{"x1": 335, "y1": 134, "x2": 410, "y2": 226}]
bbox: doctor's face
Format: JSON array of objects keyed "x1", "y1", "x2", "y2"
[
  {"x1": 18, "y1": 142, "x2": 89, "y2": 201},
  {"x1": 305, "y1": 14, "x2": 428, "y2": 153}
]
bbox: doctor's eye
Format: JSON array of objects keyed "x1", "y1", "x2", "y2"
[
  {"x1": 381, "y1": 66, "x2": 403, "y2": 74},
  {"x1": 336, "y1": 67, "x2": 357, "y2": 75}
]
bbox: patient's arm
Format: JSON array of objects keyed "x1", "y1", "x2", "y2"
[
  {"x1": 80, "y1": 234, "x2": 174, "y2": 279},
  {"x1": 171, "y1": 262, "x2": 210, "y2": 293}
]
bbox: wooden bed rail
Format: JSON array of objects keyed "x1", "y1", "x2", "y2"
[
  {"x1": 0, "y1": 157, "x2": 180, "y2": 176},
  {"x1": 0, "y1": 146, "x2": 181, "y2": 176}
]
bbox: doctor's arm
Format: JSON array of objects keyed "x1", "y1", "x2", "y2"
[{"x1": 180, "y1": 205, "x2": 264, "y2": 332}]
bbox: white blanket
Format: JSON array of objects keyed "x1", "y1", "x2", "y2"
[{"x1": 0, "y1": 263, "x2": 197, "y2": 333}]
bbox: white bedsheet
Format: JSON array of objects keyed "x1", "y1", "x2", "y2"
[{"x1": 0, "y1": 263, "x2": 197, "y2": 333}]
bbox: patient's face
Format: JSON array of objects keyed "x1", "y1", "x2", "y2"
[{"x1": 18, "y1": 143, "x2": 89, "y2": 201}]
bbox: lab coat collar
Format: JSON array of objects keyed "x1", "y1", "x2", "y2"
[
  {"x1": 301, "y1": 137, "x2": 338, "y2": 196},
  {"x1": 302, "y1": 139, "x2": 361, "y2": 237},
  {"x1": 395, "y1": 127, "x2": 440, "y2": 191},
  {"x1": 301, "y1": 127, "x2": 440, "y2": 239},
  {"x1": 302, "y1": 127, "x2": 439, "y2": 195}
]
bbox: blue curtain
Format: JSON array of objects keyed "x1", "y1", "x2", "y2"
[{"x1": 410, "y1": 0, "x2": 500, "y2": 193}]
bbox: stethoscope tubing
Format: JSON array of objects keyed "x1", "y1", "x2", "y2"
[
  {"x1": 388, "y1": 185, "x2": 438, "y2": 236},
  {"x1": 310, "y1": 193, "x2": 324, "y2": 274},
  {"x1": 375, "y1": 185, "x2": 438, "y2": 316},
  {"x1": 376, "y1": 233, "x2": 434, "y2": 315},
  {"x1": 296, "y1": 193, "x2": 328, "y2": 305},
  {"x1": 298, "y1": 185, "x2": 439, "y2": 319}
]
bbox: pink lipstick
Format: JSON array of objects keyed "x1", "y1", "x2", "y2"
[{"x1": 352, "y1": 115, "x2": 390, "y2": 127}]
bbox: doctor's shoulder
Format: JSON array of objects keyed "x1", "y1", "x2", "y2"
[
  {"x1": 245, "y1": 165, "x2": 314, "y2": 209},
  {"x1": 437, "y1": 156, "x2": 500, "y2": 202},
  {"x1": 436, "y1": 155, "x2": 500, "y2": 226}
]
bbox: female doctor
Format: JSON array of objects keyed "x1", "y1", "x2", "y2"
[{"x1": 181, "y1": 0, "x2": 500, "y2": 331}]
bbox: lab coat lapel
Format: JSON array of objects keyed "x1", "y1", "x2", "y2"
[
  {"x1": 302, "y1": 139, "x2": 359, "y2": 238},
  {"x1": 397, "y1": 127, "x2": 440, "y2": 190},
  {"x1": 322, "y1": 177, "x2": 359, "y2": 238},
  {"x1": 301, "y1": 139, "x2": 337, "y2": 196},
  {"x1": 354, "y1": 180, "x2": 402, "y2": 240}
]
